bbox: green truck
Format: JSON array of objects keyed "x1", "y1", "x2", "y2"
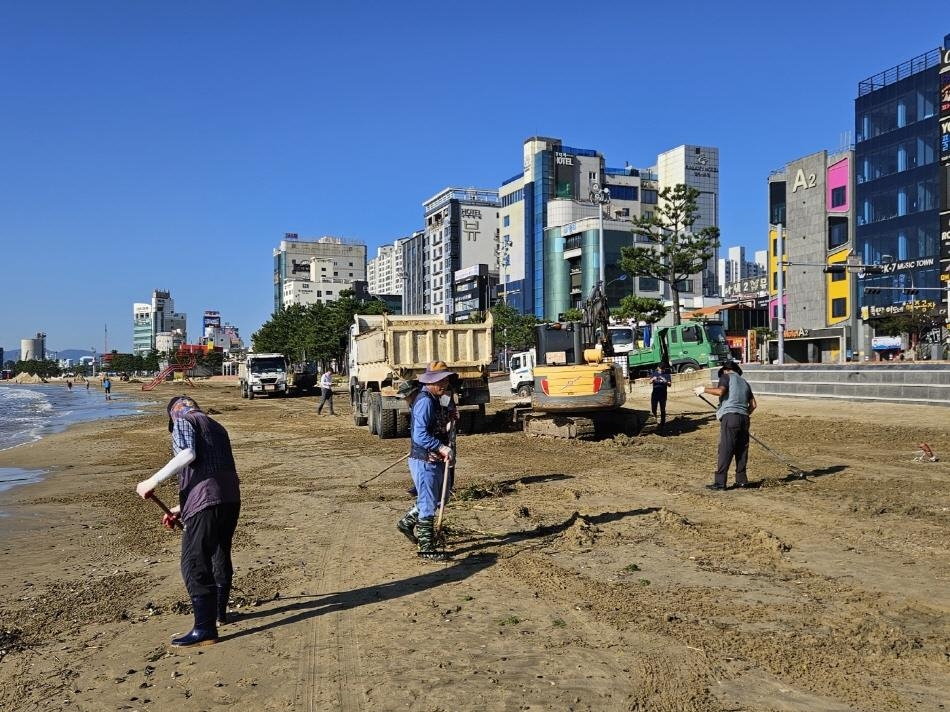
[{"x1": 627, "y1": 320, "x2": 731, "y2": 376}]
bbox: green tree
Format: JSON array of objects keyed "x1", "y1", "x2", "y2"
[
  {"x1": 619, "y1": 183, "x2": 720, "y2": 325},
  {"x1": 490, "y1": 303, "x2": 538, "y2": 352},
  {"x1": 613, "y1": 295, "x2": 668, "y2": 325},
  {"x1": 561, "y1": 307, "x2": 583, "y2": 322},
  {"x1": 251, "y1": 291, "x2": 387, "y2": 371}
]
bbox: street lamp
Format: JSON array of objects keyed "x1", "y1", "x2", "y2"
[{"x1": 589, "y1": 181, "x2": 611, "y2": 286}]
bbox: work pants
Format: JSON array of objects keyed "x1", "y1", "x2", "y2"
[
  {"x1": 651, "y1": 389, "x2": 667, "y2": 421},
  {"x1": 410, "y1": 457, "x2": 444, "y2": 519},
  {"x1": 715, "y1": 412, "x2": 750, "y2": 487},
  {"x1": 181, "y1": 502, "x2": 241, "y2": 598},
  {"x1": 317, "y1": 387, "x2": 334, "y2": 414}
]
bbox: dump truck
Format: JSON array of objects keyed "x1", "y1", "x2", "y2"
[
  {"x1": 239, "y1": 353, "x2": 290, "y2": 399},
  {"x1": 347, "y1": 313, "x2": 495, "y2": 439},
  {"x1": 626, "y1": 320, "x2": 731, "y2": 377}
]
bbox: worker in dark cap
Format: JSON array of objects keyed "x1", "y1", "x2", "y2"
[
  {"x1": 694, "y1": 361, "x2": 757, "y2": 490},
  {"x1": 135, "y1": 395, "x2": 241, "y2": 647}
]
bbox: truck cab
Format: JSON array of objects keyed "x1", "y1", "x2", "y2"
[
  {"x1": 239, "y1": 353, "x2": 290, "y2": 399},
  {"x1": 508, "y1": 349, "x2": 536, "y2": 398}
]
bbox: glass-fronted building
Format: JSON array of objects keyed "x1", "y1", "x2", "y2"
[{"x1": 855, "y1": 43, "x2": 944, "y2": 320}]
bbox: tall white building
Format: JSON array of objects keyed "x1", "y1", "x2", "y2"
[
  {"x1": 367, "y1": 237, "x2": 410, "y2": 296},
  {"x1": 132, "y1": 290, "x2": 187, "y2": 355},
  {"x1": 404, "y1": 188, "x2": 499, "y2": 318},
  {"x1": 718, "y1": 245, "x2": 768, "y2": 291},
  {"x1": 273, "y1": 235, "x2": 367, "y2": 310},
  {"x1": 655, "y1": 145, "x2": 721, "y2": 297}
]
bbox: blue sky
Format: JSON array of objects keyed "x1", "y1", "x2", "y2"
[{"x1": 0, "y1": 1, "x2": 945, "y2": 354}]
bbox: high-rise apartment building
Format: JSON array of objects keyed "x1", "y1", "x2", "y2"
[
  {"x1": 367, "y1": 237, "x2": 411, "y2": 297},
  {"x1": 132, "y1": 290, "x2": 187, "y2": 355},
  {"x1": 273, "y1": 234, "x2": 367, "y2": 311},
  {"x1": 718, "y1": 245, "x2": 767, "y2": 291},
  {"x1": 855, "y1": 42, "x2": 944, "y2": 326},
  {"x1": 403, "y1": 188, "x2": 499, "y2": 318}
]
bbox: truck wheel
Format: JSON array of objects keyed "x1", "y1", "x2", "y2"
[
  {"x1": 240, "y1": 384, "x2": 247, "y2": 399},
  {"x1": 396, "y1": 412, "x2": 410, "y2": 438},
  {"x1": 517, "y1": 384, "x2": 533, "y2": 398},
  {"x1": 678, "y1": 362, "x2": 699, "y2": 374},
  {"x1": 367, "y1": 393, "x2": 380, "y2": 435},
  {"x1": 248, "y1": 389, "x2": 255, "y2": 400},
  {"x1": 379, "y1": 404, "x2": 397, "y2": 439}
]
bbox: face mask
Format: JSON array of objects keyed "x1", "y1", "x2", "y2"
[{"x1": 439, "y1": 395, "x2": 451, "y2": 408}]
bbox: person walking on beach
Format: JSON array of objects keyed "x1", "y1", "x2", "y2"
[
  {"x1": 317, "y1": 369, "x2": 335, "y2": 415},
  {"x1": 694, "y1": 360, "x2": 756, "y2": 490},
  {"x1": 102, "y1": 377, "x2": 112, "y2": 401},
  {"x1": 407, "y1": 366, "x2": 455, "y2": 561},
  {"x1": 649, "y1": 361, "x2": 672, "y2": 426},
  {"x1": 135, "y1": 396, "x2": 241, "y2": 647}
]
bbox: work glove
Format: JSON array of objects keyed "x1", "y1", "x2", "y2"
[
  {"x1": 438, "y1": 445, "x2": 454, "y2": 462},
  {"x1": 162, "y1": 512, "x2": 181, "y2": 530},
  {"x1": 693, "y1": 385, "x2": 706, "y2": 396}
]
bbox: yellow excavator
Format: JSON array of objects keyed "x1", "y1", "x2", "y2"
[{"x1": 522, "y1": 284, "x2": 631, "y2": 439}]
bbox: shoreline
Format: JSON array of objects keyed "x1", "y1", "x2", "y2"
[{"x1": 0, "y1": 381, "x2": 160, "y2": 500}]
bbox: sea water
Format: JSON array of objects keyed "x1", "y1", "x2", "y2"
[{"x1": 0, "y1": 384, "x2": 149, "y2": 493}]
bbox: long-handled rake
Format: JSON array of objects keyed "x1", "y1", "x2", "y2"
[{"x1": 698, "y1": 394, "x2": 807, "y2": 479}]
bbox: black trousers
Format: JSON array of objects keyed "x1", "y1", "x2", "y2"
[
  {"x1": 317, "y1": 387, "x2": 334, "y2": 414},
  {"x1": 181, "y1": 502, "x2": 240, "y2": 598},
  {"x1": 715, "y1": 413, "x2": 750, "y2": 486},
  {"x1": 650, "y1": 390, "x2": 667, "y2": 421}
]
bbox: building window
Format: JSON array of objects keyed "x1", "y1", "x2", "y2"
[
  {"x1": 831, "y1": 269, "x2": 846, "y2": 282},
  {"x1": 642, "y1": 189, "x2": 658, "y2": 204},
  {"x1": 830, "y1": 186, "x2": 846, "y2": 208},
  {"x1": 674, "y1": 279, "x2": 693, "y2": 293},
  {"x1": 831, "y1": 297, "x2": 846, "y2": 318},
  {"x1": 828, "y1": 217, "x2": 849, "y2": 249},
  {"x1": 503, "y1": 215, "x2": 510, "y2": 227},
  {"x1": 638, "y1": 277, "x2": 659, "y2": 292}
]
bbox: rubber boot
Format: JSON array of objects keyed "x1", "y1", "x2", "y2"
[
  {"x1": 396, "y1": 506, "x2": 419, "y2": 545},
  {"x1": 171, "y1": 595, "x2": 219, "y2": 647},
  {"x1": 216, "y1": 585, "x2": 230, "y2": 625},
  {"x1": 415, "y1": 517, "x2": 448, "y2": 561}
]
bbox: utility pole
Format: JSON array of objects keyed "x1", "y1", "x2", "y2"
[
  {"x1": 590, "y1": 182, "x2": 611, "y2": 287},
  {"x1": 776, "y1": 224, "x2": 785, "y2": 364}
]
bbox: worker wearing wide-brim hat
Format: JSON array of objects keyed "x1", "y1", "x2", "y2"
[
  {"x1": 395, "y1": 379, "x2": 422, "y2": 544},
  {"x1": 405, "y1": 366, "x2": 455, "y2": 560}
]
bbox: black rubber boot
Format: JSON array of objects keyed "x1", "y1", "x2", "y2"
[
  {"x1": 171, "y1": 595, "x2": 219, "y2": 647},
  {"x1": 216, "y1": 585, "x2": 230, "y2": 625},
  {"x1": 396, "y1": 507, "x2": 419, "y2": 545},
  {"x1": 415, "y1": 517, "x2": 448, "y2": 561}
]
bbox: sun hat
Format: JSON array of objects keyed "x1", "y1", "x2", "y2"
[
  {"x1": 717, "y1": 360, "x2": 743, "y2": 377},
  {"x1": 167, "y1": 395, "x2": 200, "y2": 432},
  {"x1": 418, "y1": 366, "x2": 455, "y2": 384}
]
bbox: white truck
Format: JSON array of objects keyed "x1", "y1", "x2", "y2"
[
  {"x1": 348, "y1": 313, "x2": 495, "y2": 439},
  {"x1": 239, "y1": 353, "x2": 290, "y2": 399}
]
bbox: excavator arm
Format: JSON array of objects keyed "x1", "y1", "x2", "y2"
[{"x1": 584, "y1": 282, "x2": 615, "y2": 357}]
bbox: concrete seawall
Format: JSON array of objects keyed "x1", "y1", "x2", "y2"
[{"x1": 704, "y1": 363, "x2": 950, "y2": 407}]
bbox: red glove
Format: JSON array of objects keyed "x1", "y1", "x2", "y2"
[{"x1": 162, "y1": 512, "x2": 180, "y2": 530}]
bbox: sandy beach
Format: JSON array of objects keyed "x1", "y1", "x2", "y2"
[{"x1": 1, "y1": 378, "x2": 949, "y2": 711}]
